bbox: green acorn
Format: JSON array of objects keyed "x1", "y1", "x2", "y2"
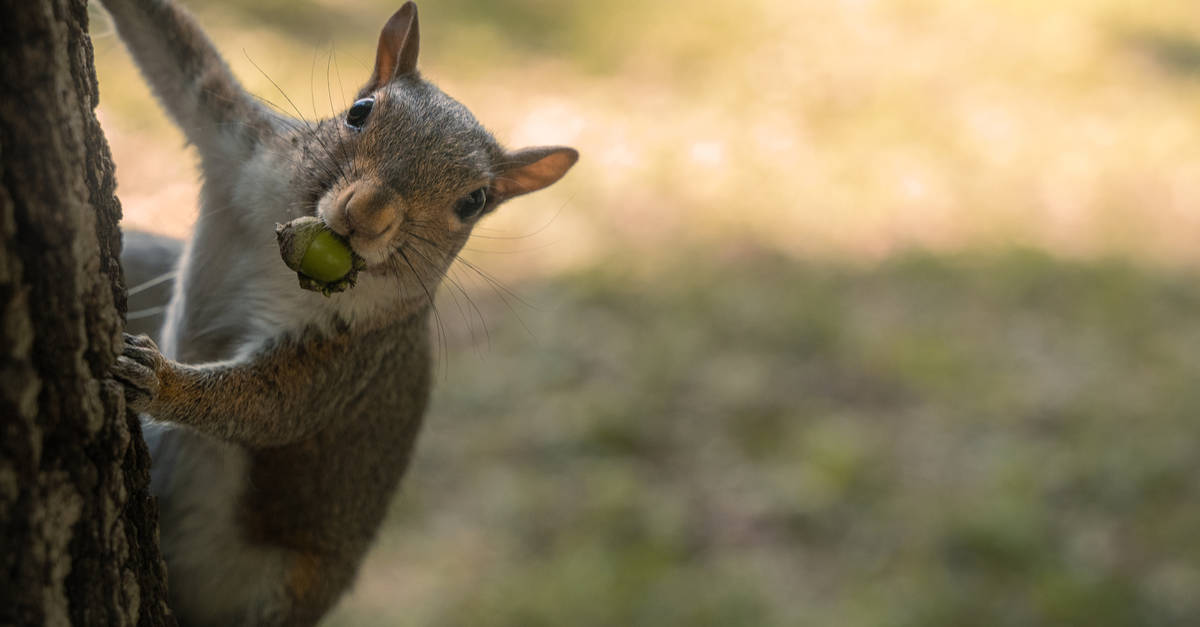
[{"x1": 275, "y1": 216, "x2": 366, "y2": 296}]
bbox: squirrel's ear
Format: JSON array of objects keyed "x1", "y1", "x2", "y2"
[
  {"x1": 493, "y1": 147, "x2": 579, "y2": 200},
  {"x1": 365, "y1": 2, "x2": 420, "y2": 91}
]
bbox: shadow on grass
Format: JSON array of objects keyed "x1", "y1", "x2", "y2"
[
  {"x1": 1127, "y1": 29, "x2": 1200, "y2": 80},
  {"x1": 328, "y1": 249, "x2": 1200, "y2": 627}
]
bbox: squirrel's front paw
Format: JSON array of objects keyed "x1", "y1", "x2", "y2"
[{"x1": 112, "y1": 333, "x2": 165, "y2": 412}]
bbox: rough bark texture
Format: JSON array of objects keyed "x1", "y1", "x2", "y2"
[{"x1": 0, "y1": 1, "x2": 175, "y2": 625}]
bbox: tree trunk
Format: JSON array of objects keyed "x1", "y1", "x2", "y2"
[{"x1": 0, "y1": 1, "x2": 175, "y2": 625}]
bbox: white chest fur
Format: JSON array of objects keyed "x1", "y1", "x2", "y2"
[{"x1": 143, "y1": 421, "x2": 291, "y2": 626}]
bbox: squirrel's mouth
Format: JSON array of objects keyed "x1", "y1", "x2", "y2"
[
  {"x1": 314, "y1": 182, "x2": 403, "y2": 269},
  {"x1": 337, "y1": 227, "x2": 402, "y2": 270}
]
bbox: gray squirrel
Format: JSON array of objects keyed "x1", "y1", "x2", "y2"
[{"x1": 105, "y1": 0, "x2": 577, "y2": 625}]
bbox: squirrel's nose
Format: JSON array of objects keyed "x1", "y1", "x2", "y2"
[{"x1": 337, "y1": 182, "x2": 398, "y2": 239}]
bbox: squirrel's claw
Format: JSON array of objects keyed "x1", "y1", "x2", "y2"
[{"x1": 113, "y1": 333, "x2": 164, "y2": 412}]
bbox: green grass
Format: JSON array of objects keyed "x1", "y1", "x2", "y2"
[{"x1": 325, "y1": 250, "x2": 1200, "y2": 626}]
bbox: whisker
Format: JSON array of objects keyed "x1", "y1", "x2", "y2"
[
  {"x1": 244, "y1": 51, "x2": 313, "y2": 129},
  {"x1": 309, "y1": 49, "x2": 352, "y2": 185},
  {"x1": 407, "y1": 239, "x2": 491, "y2": 353},
  {"x1": 127, "y1": 305, "x2": 169, "y2": 321},
  {"x1": 402, "y1": 225, "x2": 539, "y2": 340},
  {"x1": 403, "y1": 227, "x2": 537, "y2": 317},
  {"x1": 246, "y1": 50, "x2": 348, "y2": 188},
  {"x1": 325, "y1": 46, "x2": 357, "y2": 185},
  {"x1": 127, "y1": 270, "x2": 178, "y2": 296},
  {"x1": 468, "y1": 194, "x2": 575, "y2": 244},
  {"x1": 450, "y1": 266, "x2": 491, "y2": 355},
  {"x1": 332, "y1": 47, "x2": 347, "y2": 110},
  {"x1": 450, "y1": 255, "x2": 537, "y2": 339},
  {"x1": 398, "y1": 247, "x2": 448, "y2": 378},
  {"x1": 460, "y1": 241, "x2": 561, "y2": 254}
]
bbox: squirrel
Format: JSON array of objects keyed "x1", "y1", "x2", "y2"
[{"x1": 104, "y1": 0, "x2": 577, "y2": 625}]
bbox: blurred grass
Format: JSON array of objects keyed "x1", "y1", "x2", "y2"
[
  {"x1": 86, "y1": 0, "x2": 1200, "y2": 624},
  {"x1": 320, "y1": 250, "x2": 1200, "y2": 626}
]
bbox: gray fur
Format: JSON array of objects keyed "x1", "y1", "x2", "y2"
[
  {"x1": 122, "y1": 230, "x2": 181, "y2": 339},
  {"x1": 103, "y1": 0, "x2": 576, "y2": 625}
]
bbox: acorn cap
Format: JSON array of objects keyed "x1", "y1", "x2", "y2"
[
  {"x1": 275, "y1": 216, "x2": 366, "y2": 296},
  {"x1": 275, "y1": 216, "x2": 326, "y2": 273}
]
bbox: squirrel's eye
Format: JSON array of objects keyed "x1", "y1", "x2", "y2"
[
  {"x1": 345, "y1": 97, "x2": 374, "y2": 130},
  {"x1": 454, "y1": 188, "x2": 487, "y2": 221}
]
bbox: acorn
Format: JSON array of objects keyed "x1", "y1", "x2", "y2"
[{"x1": 275, "y1": 216, "x2": 366, "y2": 296}]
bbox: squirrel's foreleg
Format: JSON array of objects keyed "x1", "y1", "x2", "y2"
[
  {"x1": 116, "y1": 332, "x2": 363, "y2": 447},
  {"x1": 99, "y1": 0, "x2": 272, "y2": 163}
]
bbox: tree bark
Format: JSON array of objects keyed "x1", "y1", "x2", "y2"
[{"x1": 0, "y1": 1, "x2": 175, "y2": 625}]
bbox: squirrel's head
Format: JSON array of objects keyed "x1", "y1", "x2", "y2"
[{"x1": 298, "y1": 2, "x2": 576, "y2": 288}]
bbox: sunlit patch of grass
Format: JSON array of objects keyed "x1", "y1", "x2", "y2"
[{"x1": 93, "y1": 0, "x2": 1200, "y2": 267}]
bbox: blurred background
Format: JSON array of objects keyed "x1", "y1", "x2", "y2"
[{"x1": 91, "y1": 0, "x2": 1200, "y2": 624}]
